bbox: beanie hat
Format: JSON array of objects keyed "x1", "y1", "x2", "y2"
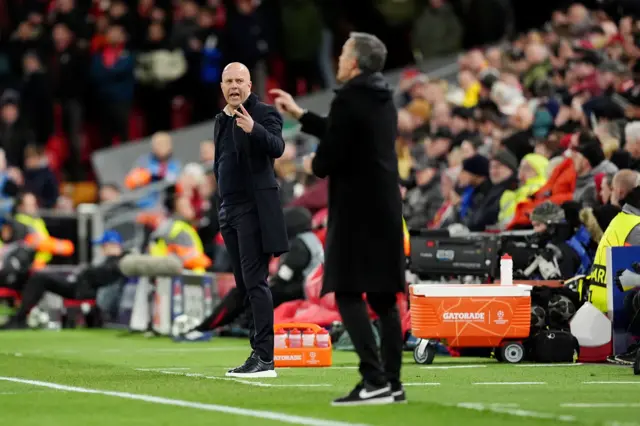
[
  {"x1": 492, "y1": 149, "x2": 519, "y2": 173},
  {"x1": 462, "y1": 154, "x2": 489, "y2": 178},
  {"x1": 530, "y1": 201, "x2": 565, "y2": 225},
  {"x1": 575, "y1": 140, "x2": 605, "y2": 168}
]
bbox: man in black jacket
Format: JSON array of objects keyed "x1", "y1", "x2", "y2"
[
  {"x1": 184, "y1": 206, "x2": 323, "y2": 340},
  {"x1": 213, "y1": 62, "x2": 288, "y2": 378},
  {"x1": 271, "y1": 32, "x2": 405, "y2": 406},
  {"x1": 0, "y1": 230, "x2": 128, "y2": 330}
]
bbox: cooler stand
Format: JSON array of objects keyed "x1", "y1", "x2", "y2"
[{"x1": 409, "y1": 283, "x2": 532, "y2": 365}]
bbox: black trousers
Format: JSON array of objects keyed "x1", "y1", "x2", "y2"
[
  {"x1": 219, "y1": 202, "x2": 274, "y2": 361},
  {"x1": 335, "y1": 292, "x2": 403, "y2": 387},
  {"x1": 14, "y1": 272, "x2": 78, "y2": 321},
  {"x1": 198, "y1": 278, "x2": 304, "y2": 332}
]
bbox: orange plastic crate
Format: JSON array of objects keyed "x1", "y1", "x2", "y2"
[{"x1": 274, "y1": 322, "x2": 332, "y2": 368}]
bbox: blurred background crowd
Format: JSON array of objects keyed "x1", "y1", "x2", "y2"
[{"x1": 0, "y1": 0, "x2": 639, "y2": 278}]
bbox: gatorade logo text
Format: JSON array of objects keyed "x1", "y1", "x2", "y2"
[
  {"x1": 274, "y1": 355, "x2": 302, "y2": 361},
  {"x1": 442, "y1": 312, "x2": 485, "y2": 322}
]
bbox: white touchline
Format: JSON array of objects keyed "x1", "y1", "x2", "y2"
[
  {"x1": 151, "y1": 369, "x2": 333, "y2": 388},
  {"x1": 0, "y1": 377, "x2": 367, "y2": 426},
  {"x1": 420, "y1": 365, "x2": 487, "y2": 370},
  {"x1": 582, "y1": 381, "x2": 640, "y2": 385},
  {"x1": 135, "y1": 368, "x2": 192, "y2": 372},
  {"x1": 403, "y1": 383, "x2": 441, "y2": 386},
  {"x1": 1, "y1": 347, "x2": 247, "y2": 355},
  {"x1": 515, "y1": 363, "x2": 583, "y2": 368},
  {"x1": 561, "y1": 403, "x2": 640, "y2": 408},
  {"x1": 473, "y1": 382, "x2": 546, "y2": 385},
  {"x1": 457, "y1": 403, "x2": 575, "y2": 422}
]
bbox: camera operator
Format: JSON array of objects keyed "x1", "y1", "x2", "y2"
[
  {"x1": 0, "y1": 231, "x2": 128, "y2": 330},
  {"x1": 516, "y1": 201, "x2": 586, "y2": 280}
]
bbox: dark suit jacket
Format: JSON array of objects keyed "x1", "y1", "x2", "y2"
[{"x1": 212, "y1": 93, "x2": 289, "y2": 256}]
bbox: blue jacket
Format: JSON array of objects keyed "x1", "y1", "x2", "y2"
[
  {"x1": 90, "y1": 51, "x2": 135, "y2": 103},
  {"x1": 134, "y1": 154, "x2": 181, "y2": 209}
]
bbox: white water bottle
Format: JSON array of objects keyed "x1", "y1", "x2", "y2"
[{"x1": 500, "y1": 254, "x2": 513, "y2": 286}]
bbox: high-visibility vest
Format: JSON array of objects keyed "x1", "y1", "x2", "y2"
[
  {"x1": 402, "y1": 218, "x2": 410, "y2": 257},
  {"x1": 580, "y1": 211, "x2": 640, "y2": 312},
  {"x1": 15, "y1": 213, "x2": 51, "y2": 266},
  {"x1": 150, "y1": 219, "x2": 208, "y2": 273}
]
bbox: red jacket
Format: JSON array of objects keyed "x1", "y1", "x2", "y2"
[{"x1": 507, "y1": 157, "x2": 577, "y2": 229}]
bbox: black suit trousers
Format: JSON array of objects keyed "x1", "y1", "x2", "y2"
[
  {"x1": 335, "y1": 292, "x2": 403, "y2": 387},
  {"x1": 219, "y1": 202, "x2": 274, "y2": 361}
]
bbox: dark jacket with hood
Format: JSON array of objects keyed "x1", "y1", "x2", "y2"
[
  {"x1": 0, "y1": 220, "x2": 35, "y2": 289},
  {"x1": 466, "y1": 174, "x2": 518, "y2": 231},
  {"x1": 460, "y1": 179, "x2": 493, "y2": 230},
  {"x1": 299, "y1": 72, "x2": 405, "y2": 295}
]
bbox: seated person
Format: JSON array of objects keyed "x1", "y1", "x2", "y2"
[
  {"x1": 0, "y1": 231, "x2": 127, "y2": 330},
  {"x1": 512, "y1": 201, "x2": 589, "y2": 280},
  {"x1": 184, "y1": 207, "x2": 323, "y2": 339},
  {"x1": 148, "y1": 195, "x2": 210, "y2": 272},
  {"x1": 125, "y1": 132, "x2": 181, "y2": 209}
]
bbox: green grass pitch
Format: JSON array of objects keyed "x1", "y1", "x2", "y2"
[{"x1": 0, "y1": 330, "x2": 638, "y2": 426}]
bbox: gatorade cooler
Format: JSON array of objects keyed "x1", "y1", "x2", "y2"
[
  {"x1": 410, "y1": 284, "x2": 532, "y2": 364},
  {"x1": 273, "y1": 322, "x2": 332, "y2": 368}
]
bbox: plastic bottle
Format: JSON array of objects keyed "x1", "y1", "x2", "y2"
[
  {"x1": 274, "y1": 328, "x2": 288, "y2": 349},
  {"x1": 500, "y1": 253, "x2": 513, "y2": 286},
  {"x1": 315, "y1": 328, "x2": 330, "y2": 348},
  {"x1": 288, "y1": 328, "x2": 302, "y2": 348},
  {"x1": 302, "y1": 328, "x2": 316, "y2": 348}
]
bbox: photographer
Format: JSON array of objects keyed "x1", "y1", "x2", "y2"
[
  {"x1": 0, "y1": 231, "x2": 127, "y2": 330},
  {"x1": 516, "y1": 201, "x2": 587, "y2": 281}
]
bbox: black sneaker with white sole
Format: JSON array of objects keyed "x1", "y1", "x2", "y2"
[
  {"x1": 226, "y1": 353, "x2": 277, "y2": 378},
  {"x1": 332, "y1": 382, "x2": 394, "y2": 406},
  {"x1": 391, "y1": 383, "x2": 407, "y2": 403}
]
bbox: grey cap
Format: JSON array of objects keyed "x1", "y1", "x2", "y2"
[{"x1": 530, "y1": 201, "x2": 565, "y2": 225}]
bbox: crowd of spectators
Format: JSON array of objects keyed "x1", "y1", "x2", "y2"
[
  {"x1": 380, "y1": 3, "x2": 640, "y2": 238},
  {"x1": 3, "y1": 0, "x2": 640, "y2": 275},
  {"x1": 271, "y1": 2, "x2": 640, "y2": 281},
  {"x1": 0, "y1": 0, "x2": 517, "y2": 187}
]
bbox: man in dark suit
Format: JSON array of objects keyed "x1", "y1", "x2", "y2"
[
  {"x1": 271, "y1": 33, "x2": 405, "y2": 405},
  {"x1": 213, "y1": 62, "x2": 288, "y2": 378}
]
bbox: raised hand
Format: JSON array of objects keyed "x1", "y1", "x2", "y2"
[
  {"x1": 269, "y1": 89, "x2": 304, "y2": 119},
  {"x1": 234, "y1": 104, "x2": 254, "y2": 133}
]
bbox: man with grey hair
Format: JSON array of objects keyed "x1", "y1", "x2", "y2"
[
  {"x1": 271, "y1": 32, "x2": 405, "y2": 406},
  {"x1": 624, "y1": 121, "x2": 640, "y2": 166}
]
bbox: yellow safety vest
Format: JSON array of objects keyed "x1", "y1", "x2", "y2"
[
  {"x1": 15, "y1": 213, "x2": 51, "y2": 265},
  {"x1": 402, "y1": 217, "x2": 410, "y2": 257},
  {"x1": 150, "y1": 219, "x2": 205, "y2": 272},
  {"x1": 580, "y1": 211, "x2": 640, "y2": 312}
]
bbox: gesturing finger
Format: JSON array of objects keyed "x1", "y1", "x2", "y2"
[
  {"x1": 269, "y1": 88, "x2": 287, "y2": 97},
  {"x1": 240, "y1": 104, "x2": 250, "y2": 115}
]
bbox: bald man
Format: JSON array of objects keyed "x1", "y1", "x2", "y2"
[
  {"x1": 612, "y1": 169, "x2": 640, "y2": 207},
  {"x1": 213, "y1": 62, "x2": 288, "y2": 378}
]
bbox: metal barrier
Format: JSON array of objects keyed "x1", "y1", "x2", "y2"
[{"x1": 77, "y1": 180, "x2": 175, "y2": 264}]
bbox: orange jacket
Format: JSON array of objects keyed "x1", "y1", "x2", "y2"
[{"x1": 507, "y1": 157, "x2": 577, "y2": 229}]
